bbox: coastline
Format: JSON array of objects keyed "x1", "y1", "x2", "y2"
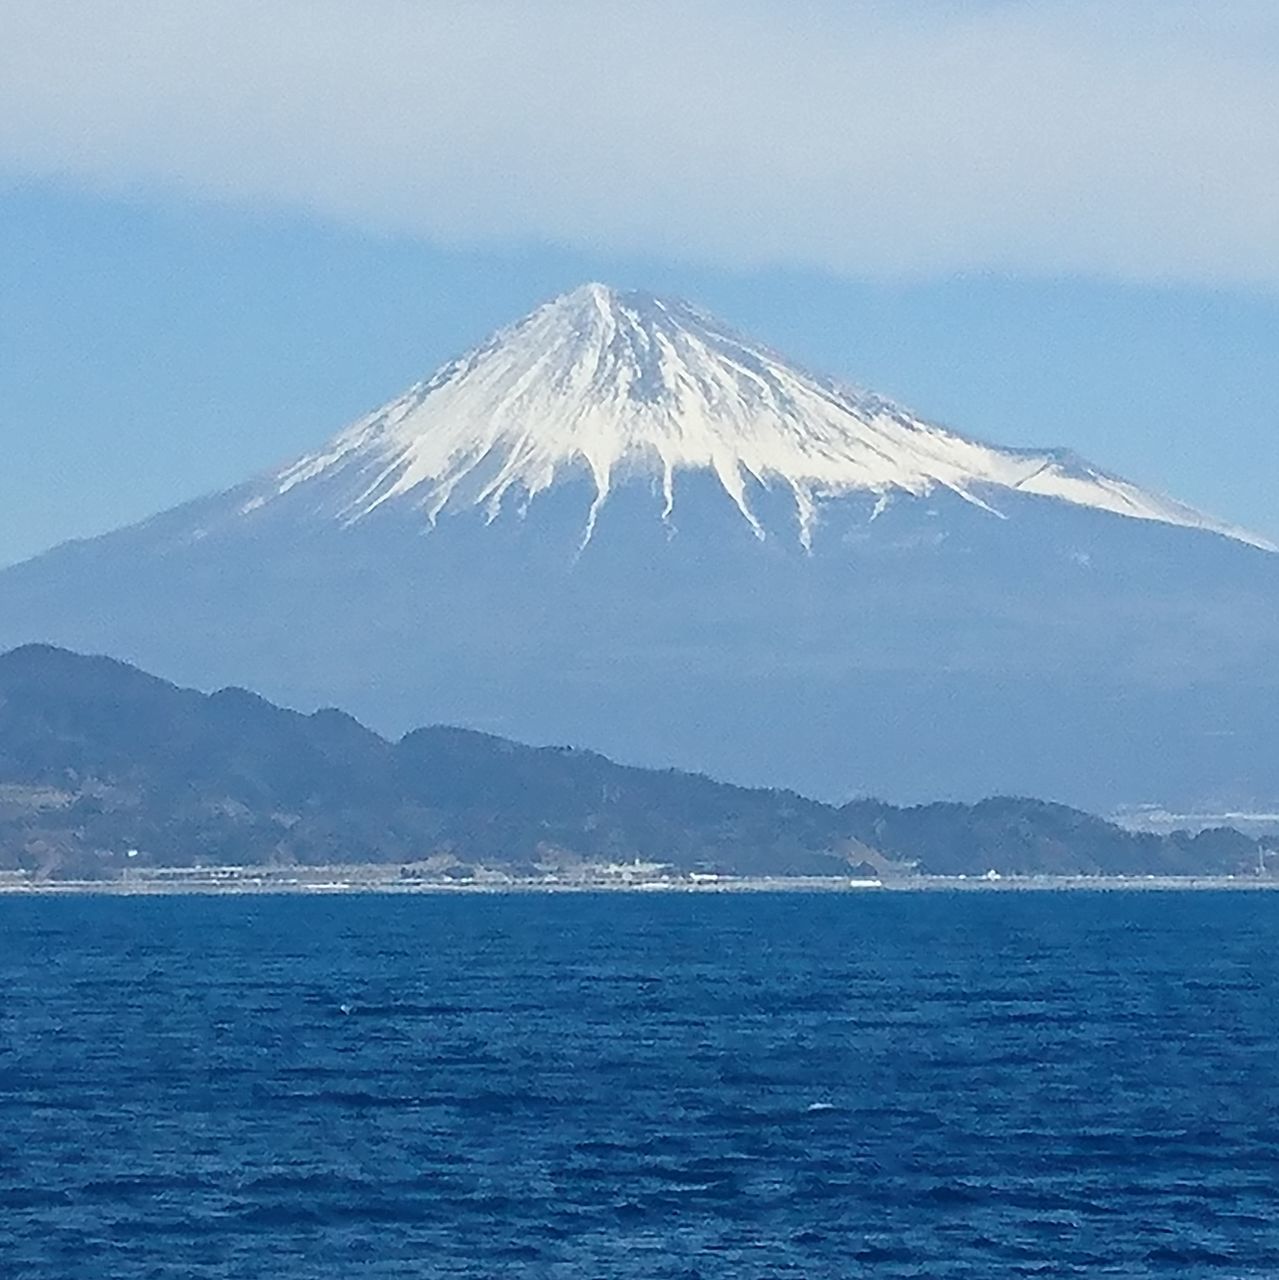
[{"x1": 3, "y1": 868, "x2": 1279, "y2": 896}]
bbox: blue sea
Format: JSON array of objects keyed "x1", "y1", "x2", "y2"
[{"x1": 4, "y1": 890, "x2": 1279, "y2": 1278}]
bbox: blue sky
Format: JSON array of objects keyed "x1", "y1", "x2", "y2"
[{"x1": 2, "y1": 2, "x2": 1277, "y2": 565}]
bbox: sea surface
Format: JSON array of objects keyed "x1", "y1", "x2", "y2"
[{"x1": 4, "y1": 890, "x2": 1279, "y2": 1278}]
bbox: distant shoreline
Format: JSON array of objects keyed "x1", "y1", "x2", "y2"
[{"x1": 3, "y1": 871, "x2": 1279, "y2": 897}]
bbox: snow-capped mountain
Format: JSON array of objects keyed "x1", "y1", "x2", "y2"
[
  {"x1": 1, "y1": 284, "x2": 1276, "y2": 814},
  {"x1": 252, "y1": 283, "x2": 1266, "y2": 551}
]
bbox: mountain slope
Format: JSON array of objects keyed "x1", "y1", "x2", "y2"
[
  {"x1": 0, "y1": 285, "x2": 1276, "y2": 813},
  {"x1": 0, "y1": 645, "x2": 1257, "y2": 880}
]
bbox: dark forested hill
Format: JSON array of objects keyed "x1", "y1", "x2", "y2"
[{"x1": 0, "y1": 645, "x2": 1259, "y2": 880}]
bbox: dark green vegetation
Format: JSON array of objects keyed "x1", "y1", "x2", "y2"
[{"x1": 0, "y1": 645, "x2": 1260, "y2": 880}]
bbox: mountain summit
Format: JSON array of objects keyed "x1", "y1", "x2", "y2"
[
  {"x1": 252, "y1": 283, "x2": 1266, "y2": 550},
  {"x1": 1, "y1": 285, "x2": 1276, "y2": 813}
]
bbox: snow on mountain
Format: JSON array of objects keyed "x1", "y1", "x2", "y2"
[{"x1": 257, "y1": 282, "x2": 1272, "y2": 551}]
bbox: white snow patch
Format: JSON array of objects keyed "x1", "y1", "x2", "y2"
[{"x1": 261, "y1": 284, "x2": 1274, "y2": 553}]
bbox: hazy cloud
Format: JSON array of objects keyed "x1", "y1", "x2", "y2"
[{"x1": 3, "y1": 1, "x2": 1278, "y2": 284}]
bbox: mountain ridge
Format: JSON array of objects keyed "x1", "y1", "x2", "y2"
[{"x1": 0, "y1": 644, "x2": 1260, "y2": 881}]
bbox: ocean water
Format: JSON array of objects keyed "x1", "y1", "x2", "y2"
[{"x1": 4, "y1": 891, "x2": 1279, "y2": 1278}]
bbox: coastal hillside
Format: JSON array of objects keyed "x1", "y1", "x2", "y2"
[{"x1": 0, "y1": 645, "x2": 1259, "y2": 880}]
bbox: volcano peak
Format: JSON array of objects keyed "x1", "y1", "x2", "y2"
[{"x1": 260, "y1": 284, "x2": 1270, "y2": 552}]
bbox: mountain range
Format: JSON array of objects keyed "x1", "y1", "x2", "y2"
[
  {"x1": 0, "y1": 284, "x2": 1275, "y2": 812},
  {"x1": 0, "y1": 645, "x2": 1259, "y2": 880}
]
